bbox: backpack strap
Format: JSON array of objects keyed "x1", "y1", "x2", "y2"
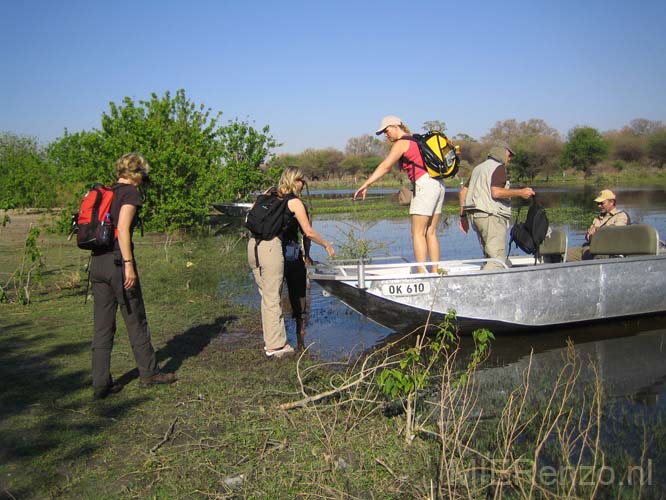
[
  {"x1": 109, "y1": 183, "x2": 144, "y2": 239},
  {"x1": 253, "y1": 239, "x2": 262, "y2": 276},
  {"x1": 398, "y1": 135, "x2": 425, "y2": 196},
  {"x1": 598, "y1": 210, "x2": 630, "y2": 229},
  {"x1": 531, "y1": 196, "x2": 541, "y2": 264},
  {"x1": 506, "y1": 202, "x2": 525, "y2": 258}
]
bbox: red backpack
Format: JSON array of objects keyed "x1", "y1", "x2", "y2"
[{"x1": 75, "y1": 184, "x2": 118, "y2": 251}]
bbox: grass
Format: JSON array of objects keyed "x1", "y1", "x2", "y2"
[{"x1": 1, "y1": 211, "x2": 663, "y2": 499}]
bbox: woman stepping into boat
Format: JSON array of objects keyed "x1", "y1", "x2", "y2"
[{"x1": 354, "y1": 116, "x2": 445, "y2": 273}]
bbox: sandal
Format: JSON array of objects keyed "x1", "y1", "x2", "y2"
[{"x1": 265, "y1": 344, "x2": 295, "y2": 358}]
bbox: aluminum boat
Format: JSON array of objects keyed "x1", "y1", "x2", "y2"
[{"x1": 311, "y1": 225, "x2": 665, "y2": 334}]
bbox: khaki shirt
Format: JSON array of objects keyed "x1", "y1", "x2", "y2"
[{"x1": 590, "y1": 208, "x2": 629, "y2": 231}]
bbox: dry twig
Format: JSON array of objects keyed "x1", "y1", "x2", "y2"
[{"x1": 150, "y1": 416, "x2": 179, "y2": 454}]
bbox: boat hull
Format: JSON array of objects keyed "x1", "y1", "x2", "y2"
[{"x1": 312, "y1": 256, "x2": 666, "y2": 334}]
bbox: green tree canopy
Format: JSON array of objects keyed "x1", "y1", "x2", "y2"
[
  {"x1": 47, "y1": 129, "x2": 107, "y2": 188},
  {"x1": 218, "y1": 118, "x2": 279, "y2": 201},
  {"x1": 561, "y1": 126, "x2": 609, "y2": 176},
  {"x1": 298, "y1": 148, "x2": 345, "y2": 179},
  {"x1": 0, "y1": 132, "x2": 56, "y2": 209},
  {"x1": 340, "y1": 154, "x2": 382, "y2": 179},
  {"x1": 647, "y1": 129, "x2": 666, "y2": 168},
  {"x1": 47, "y1": 89, "x2": 277, "y2": 231},
  {"x1": 508, "y1": 147, "x2": 536, "y2": 182}
]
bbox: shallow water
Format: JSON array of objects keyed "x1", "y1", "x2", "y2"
[{"x1": 229, "y1": 186, "x2": 666, "y2": 402}]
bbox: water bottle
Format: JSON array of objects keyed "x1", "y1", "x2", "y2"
[{"x1": 97, "y1": 213, "x2": 114, "y2": 248}]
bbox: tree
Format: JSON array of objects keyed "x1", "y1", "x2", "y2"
[
  {"x1": 647, "y1": 129, "x2": 666, "y2": 168},
  {"x1": 298, "y1": 148, "x2": 345, "y2": 180},
  {"x1": 628, "y1": 118, "x2": 664, "y2": 136},
  {"x1": 519, "y1": 119, "x2": 560, "y2": 139},
  {"x1": 507, "y1": 136, "x2": 562, "y2": 182},
  {"x1": 453, "y1": 133, "x2": 476, "y2": 142},
  {"x1": 455, "y1": 138, "x2": 486, "y2": 172},
  {"x1": 265, "y1": 154, "x2": 303, "y2": 184},
  {"x1": 508, "y1": 148, "x2": 535, "y2": 183},
  {"x1": 483, "y1": 119, "x2": 521, "y2": 145},
  {"x1": 0, "y1": 132, "x2": 56, "y2": 209},
  {"x1": 345, "y1": 134, "x2": 387, "y2": 157},
  {"x1": 561, "y1": 126, "x2": 609, "y2": 176},
  {"x1": 422, "y1": 120, "x2": 447, "y2": 133},
  {"x1": 96, "y1": 90, "x2": 232, "y2": 230},
  {"x1": 46, "y1": 89, "x2": 278, "y2": 231},
  {"x1": 484, "y1": 118, "x2": 559, "y2": 146},
  {"x1": 218, "y1": 118, "x2": 280, "y2": 201},
  {"x1": 605, "y1": 130, "x2": 645, "y2": 163},
  {"x1": 531, "y1": 135, "x2": 563, "y2": 181},
  {"x1": 46, "y1": 129, "x2": 108, "y2": 189},
  {"x1": 340, "y1": 154, "x2": 382, "y2": 180}
]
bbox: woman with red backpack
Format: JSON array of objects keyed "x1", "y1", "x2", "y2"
[{"x1": 89, "y1": 153, "x2": 175, "y2": 399}]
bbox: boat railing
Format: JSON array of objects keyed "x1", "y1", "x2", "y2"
[{"x1": 316, "y1": 257, "x2": 508, "y2": 289}]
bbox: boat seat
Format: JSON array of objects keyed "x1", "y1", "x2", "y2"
[
  {"x1": 539, "y1": 228, "x2": 567, "y2": 263},
  {"x1": 588, "y1": 224, "x2": 660, "y2": 257}
]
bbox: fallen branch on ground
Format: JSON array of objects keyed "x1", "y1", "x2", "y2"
[{"x1": 150, "y1": 416, "x2": 179, "y2": 454}]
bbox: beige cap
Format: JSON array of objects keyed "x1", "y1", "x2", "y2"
[
  {"x1": 594, "y1": 189, "x2": 616, "y2": 202},
  {"x1": 502, "y1": 141, "x2": 516, "y2": 156},
  {"x1": 375, "y1": 115, "x2": 402, "y2": 135}
]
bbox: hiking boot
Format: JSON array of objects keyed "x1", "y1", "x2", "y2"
[
  {"x1": 139, "y1": 372, "x2": 176, "y2": 388},
  {"x1": 93, "y1": 382, "x2": 123, "y2": 400}
]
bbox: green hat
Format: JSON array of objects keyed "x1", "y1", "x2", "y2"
[{"x1": 488, "y1": 142, "x2": 515, "y2": 162}]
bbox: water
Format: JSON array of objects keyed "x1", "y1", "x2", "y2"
[{"x1": 230, "y1": 187, "x2": 666, "y2": 401}]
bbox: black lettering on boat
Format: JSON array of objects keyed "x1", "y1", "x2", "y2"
[{"x1": 381, "y1": 281, "x2": 430, "y2": 297}]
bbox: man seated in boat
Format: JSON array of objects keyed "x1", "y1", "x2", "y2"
[
  {"x1": 458, "y1": 142, "x2": 535, "y2": 269},
  {"x1": 566, "y1": 189, "x2": 630, "y2": 261}
]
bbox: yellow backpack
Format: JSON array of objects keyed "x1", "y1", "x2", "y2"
[{"x1": 402, "y1": 131, "x2": 460, "y2": 179}]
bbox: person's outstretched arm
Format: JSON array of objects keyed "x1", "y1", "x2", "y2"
[{"x1": 354, "y1": 140, "x2": 408, "y2": 200}]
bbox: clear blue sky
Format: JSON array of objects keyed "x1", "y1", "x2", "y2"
[{"x1": 2, "y1": 0, "x2": 665, "y2": 154}]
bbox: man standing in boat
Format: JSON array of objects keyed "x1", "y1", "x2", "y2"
[
  {"x1": 458, "y1": 143, "x2": 535, "y2": 269},
  {"x1": 566, "y1": 189, "x2": 630, "y2": 261}
]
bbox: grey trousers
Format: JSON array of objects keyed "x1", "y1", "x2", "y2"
[{"x1": 90, "y1": 252, "x2": 158, "y2": 388}]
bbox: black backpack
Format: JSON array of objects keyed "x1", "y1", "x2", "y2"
[
  {"x1": 508, "y1": 196, "x2": 549, "y2": 261},
  {"x1": 245, "y1": 190, "x2": 288, "y2": 241}
]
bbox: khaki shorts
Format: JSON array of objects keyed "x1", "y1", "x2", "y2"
[{"x1": 409, "y1": 175, "x2": 446, "y2": 216}]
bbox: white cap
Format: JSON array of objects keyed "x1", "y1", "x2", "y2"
[{"x1": 375, "y1": 115, "x2": 402, "y2": 135}]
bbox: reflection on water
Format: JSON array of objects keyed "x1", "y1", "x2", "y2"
[
  {"x1": 471, "y1": 320, "x2": 666, "y2": 405},
  {"x1": 226, "y1": 187, "x2": 666, "y2": 404}
]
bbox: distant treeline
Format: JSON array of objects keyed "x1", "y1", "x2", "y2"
[
  {"x1": 272, "y1": 117, "x2": 666, "y2": 184},
  {"x1": 1, "y1": 89, "x2": 665, "y2": 231}
]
